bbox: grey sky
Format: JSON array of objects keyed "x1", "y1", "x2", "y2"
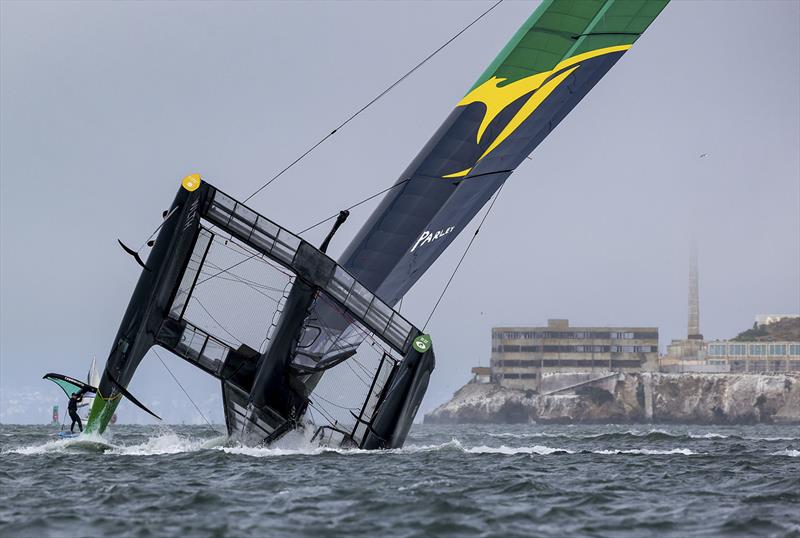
[{"x1": 2, "y1": 0, "x2": 798, "y2": 424}]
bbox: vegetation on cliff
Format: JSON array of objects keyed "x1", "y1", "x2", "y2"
[{"x1": 732, "y1": 318, "x2": 800, "y2": 342}]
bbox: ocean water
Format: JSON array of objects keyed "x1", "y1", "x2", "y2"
[{"x1": 1, "y1": 423, "x2": 798, "y2": 537}]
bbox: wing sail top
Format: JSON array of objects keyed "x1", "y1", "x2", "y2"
[
  {"x1": 338, "y1": 0, "x2": 669, "y2": 305},
  {"x1": 43, "y1": 373, "x2": 96, "y2": 399}
]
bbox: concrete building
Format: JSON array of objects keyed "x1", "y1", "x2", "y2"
[
  {"x1": 659, "y1": 355, "x2": 729, "y2": 373},
  {"x1": 705, "y1": 341, "x2": 800, "y2": 373},
  {"x1": 490, "y1": 319, "x2": 658, "y2": 390},
  {"x1": 470, "y1": 366, "x2": 491, "y2": 384}
]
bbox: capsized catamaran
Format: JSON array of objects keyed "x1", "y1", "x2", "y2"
[{"x1": 83, "y1": 0, "x2": 668, "y2": 448}]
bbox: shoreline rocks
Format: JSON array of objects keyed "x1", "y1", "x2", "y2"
[{"x1": 424, "y1": 373, "x2": 800, "y2": 425}]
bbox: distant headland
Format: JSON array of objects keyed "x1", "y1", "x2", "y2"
[{"x1": 426, "y1": 317, "x2": 800, "y2": 426}]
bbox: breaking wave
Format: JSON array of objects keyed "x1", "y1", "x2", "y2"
[
  {"x1": 486, "y1": 429, "x2": 798, "y2": 442},
  {"x1": 770, "y1": 449, "x2": 799, "y2": 457},
  {"x1": 7, "y1": 431, "x2": 114, "y2": 455},
  {"x1": 3, "y1": 429, "x2": 788, "y2": 460},
  {"x1": 218, "y1": 439, "x2": 703, "y2": 458},
  {"x1": 4, "y1": 431, "x2": 226, "y2": 456},
  {"x1": 592, "y1": 447, "x2": 698, "y2": 455}
]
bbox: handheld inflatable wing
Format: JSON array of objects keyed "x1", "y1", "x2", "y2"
[{"x1": 43, "y1": 373, "x2": 96, "y2": 399}]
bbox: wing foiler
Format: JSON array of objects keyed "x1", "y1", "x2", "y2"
[
  {"x1": 43, "y1": 373, "x2": 96, "y2": 400},
  {"x1": 85, "y1": 0, "x2": 668, "y2": 448},
  {"x1": 44, "y1": 373, "x2": 161, "y2": 420}
]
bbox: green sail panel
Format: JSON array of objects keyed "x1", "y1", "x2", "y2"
[{"x1": 473, "y1": 0, "x2": 670, "y2": 90}]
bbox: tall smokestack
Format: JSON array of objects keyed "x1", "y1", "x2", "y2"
[{"x1": 688, "y1": 240, "x2": 702, "y2": 339}]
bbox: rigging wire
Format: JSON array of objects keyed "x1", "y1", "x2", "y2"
[
  {"x1": 313, "y1": 392, "x2": 358, "y2": 412},
  {"x1": 298, "y1": 178, "x2": 411, "y2": 235},
  {"x1": 153, "y1": 349, "x2": 222, "y2": 435},
  {"x1": 199, "y1": 270, "x2": 284, "y2": 297},
  {"x1": 348, "y1": 354, "x2": 377, "y2": 382},
  {"x1": 195, "y1": 235, "x2": 293, "y2": 289},
  {"x1": 422, "y1": 183, "x2": 506, "y2": 331},
  {"x1": 190, "y1": 296, "x2": 243, "y2": 346},
  {"x1": 308, "y1": 400, "x2": 338, "y2": 427},
  {"x1": 242, "y1": 0, "x2": 505, "y2": 204},
  {"x1": 201, "y1": 262, "x2": 285, "y2": 298},
  {"x1": 195, "y1": 1, "x2": 505, "y2": 289},
  {"x1": 344, "y1": 360, "x2": 372, "y2": 389}
]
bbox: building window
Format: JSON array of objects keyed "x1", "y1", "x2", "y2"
[
  {"x1": 729, "y1": 344, "x2": 746, "y2": 356},
  {"x1": 494, "y1": 359, "x2": 535, "y2": 368},
  {"x1": 749, "y1": 344, "x2": 766, "y2": 356},
  {"x1": 708, "y1": 344, "x2": 726, "y2": 356},
  {"x1": 634, "y1": 332, "x2": 659, "y2": 339},
  {"x1": 610, "y1": 332, "x2": 635, "y2": 339},
  {"x1": 610, "y1": 359, "x2": 641, "y2": 368},
  {"x1": 769, "y1": 344, "x2": 787, "y2": 356},
  {"x1": 789, "y1": 344, "x2": 800, "y2": 356}
]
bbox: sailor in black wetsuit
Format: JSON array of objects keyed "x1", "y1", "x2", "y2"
[{"x1": 68, "y1": 391, "x2": 85, "y2": 433}]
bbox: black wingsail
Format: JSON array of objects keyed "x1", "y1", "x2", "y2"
[
  {"x1": 338, "y1": 0, "x2": 669, "y2": 305},
  {"x1": 294, "y1": 0, "x2": 669, "y2": 374}
]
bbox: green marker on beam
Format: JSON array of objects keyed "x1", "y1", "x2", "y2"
[{"x1": 412, "y1": 334, "x2": 432, "y2": 353}]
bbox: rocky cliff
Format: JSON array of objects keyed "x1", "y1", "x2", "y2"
[{"x1": 424, "y1": 373, "x2": 800, "y2": 425}]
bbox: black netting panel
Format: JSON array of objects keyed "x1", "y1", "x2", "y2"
[
  {"x1": 175, "y1": 228, "x2": 294, "y2": 353},
  {"x1": 307, "y1": 333, "x2": 399, "y2": 445}
]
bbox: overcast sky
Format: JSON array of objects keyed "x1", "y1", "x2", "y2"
[{"x1": 2, "y1": 0, "x2": 798, "y2": 424}]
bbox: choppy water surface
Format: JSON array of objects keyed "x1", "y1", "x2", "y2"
[{"x1": 1, "y1": 423, "x2": 798, "y2": 537}]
